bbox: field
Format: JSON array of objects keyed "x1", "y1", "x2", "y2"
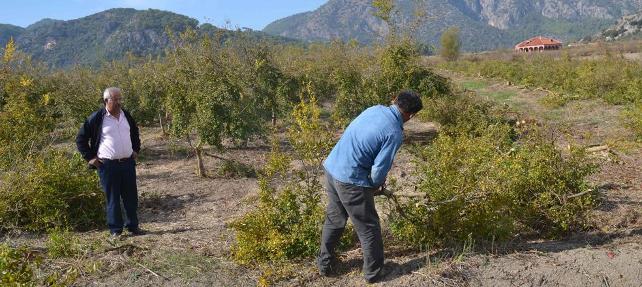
[
  {"x1": 2, "y1": 34, "x2": 642, "y2": 286},
  {"x1": 4, "y1": 85, "x2": 642, "y2": 286}
]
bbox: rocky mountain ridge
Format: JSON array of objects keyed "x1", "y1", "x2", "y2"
[{"x1": 263, "y1": 0, "x2": 642, "y2": 51}]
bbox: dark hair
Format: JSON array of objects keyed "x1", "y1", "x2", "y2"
[{"x1": 393, "y1": 90, "x2": 423, "y2": 114}]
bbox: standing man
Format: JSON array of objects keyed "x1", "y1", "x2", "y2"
[
  {"x1": 317, "y1": 91, "x2": 423, "y2": 283},
  {"x1": 76, "y1": 87, "x2": 144, "y2": 240}
]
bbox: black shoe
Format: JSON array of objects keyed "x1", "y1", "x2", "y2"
[
  {"x1": 317, "y1": 258, "x2": 337, "y2": 277},
  {"x1": 128, "y1": 228, "x2": 146, "y2": 236},
  {"x1": 365, "y1": 265, "x2": 392, "y2": 284}
]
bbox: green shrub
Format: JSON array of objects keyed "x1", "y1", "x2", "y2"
[
  {"x1": 440, "y1": 27, "x2": 461, "y2": 61},
  {"x1": 440, "y1": 54, "x2": 642, "y2": 106},
  {"x1": 403, "y1": 80, "x2": 598, "y2": 248},
  {"x1": 420, "y1": 91, "x2": 511, "y2": 137},
  {"x1": 0, "y1": 244, "x2": 38, "y2": 286},
  {"x1": 0, "y1": 72, "x2": 56, "y2": 170},
  {"x1": 538, "y1": 92, "x2": 573, "y2": 108},
  {"x1": 331, "y1": 41, "x2": 451, "y2": 125},
  {"x1": 330, "y1": 67, "x2": 373, "y2": 127},
  {"x1": 230, "y1": 91, "x2": 353, "y2": 264},
  {"x1": 376, "y1": 41, "x2": 451, "y2": 100},
  {"x1": 622, "y1": 101, "x2": 642, "y2": 140},
  {"x1": 0, "y1": 151, "x2": 104, "y2": 232},
  {"x1": 388, "y1": 125, "x2": 597, "y2": 247},
  {"x1": 46, "y1": 228, "x2": 84, "y2": 259}
]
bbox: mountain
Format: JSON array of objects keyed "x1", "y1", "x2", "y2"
[
  {"x1": 596, "y1": 10, "x2": 642, "y2": 41},
  {"x1": 0, "y1": 8, "x2": 295, "y2": 68},
  {"x1": 264, "y1": 0, "x2": 642, "y2": 51},
  {"x1": 0, "y1": 24, "x2": 24, "y2": 45}
]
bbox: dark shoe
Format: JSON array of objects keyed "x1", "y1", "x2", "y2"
[
  {"x1": 317, "y1": 257, "x2": 338, "y2": 277},
  {"x1": 319, "y1": 265, "x2": 335, "y2": 277},
  {"x1": 128, "y1": 228, "x2": 146, "y2": 236},
  {"x1": 365, "y1": 264, "x2": 392, "y2": 284}
]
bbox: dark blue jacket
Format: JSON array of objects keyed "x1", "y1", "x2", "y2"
[{"x1": 75, "y1": 108, "x2": 141, "y2": 163}]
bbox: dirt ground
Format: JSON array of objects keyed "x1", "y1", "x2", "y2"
[{"x1": 3, "y1": 73, "x2": 642, "y2": 286}]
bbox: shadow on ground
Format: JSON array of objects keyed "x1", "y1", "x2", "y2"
[{"x1": 139, "y1": 192, "x2": 206, "y2": 223}]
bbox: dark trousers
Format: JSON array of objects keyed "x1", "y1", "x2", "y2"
[
  {"x1": 318, "y1": 171, "x2": 384, "y2": 281},
  {"x1": 97, "y1": 158, "x2": 139, "y2": 234}
]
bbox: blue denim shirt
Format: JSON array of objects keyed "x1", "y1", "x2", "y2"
[{"x1": 323, "y1": 105, "x2": 404, "y2": 188}]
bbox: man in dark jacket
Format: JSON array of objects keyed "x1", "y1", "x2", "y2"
[{"x1": 76, "y1": 87, "x2": 143, "y2": 240}]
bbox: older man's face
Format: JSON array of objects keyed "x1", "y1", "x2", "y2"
[{"x1": 106, "y1": 92, "x2": 123, "y2": 114}]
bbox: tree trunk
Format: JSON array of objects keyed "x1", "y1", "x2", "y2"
[
  {"x1": 159, "y1": 111, "x2": 167, "y2": 136},
  {"x1": 195, "y1": 145, "x2": 206, "y2": 177},
  {"x1": 272, "y1": 108, "x2": 277, "y2": 127},
  {"x1": 165, "y1": 111, "x2": 171, "y2": 134}
]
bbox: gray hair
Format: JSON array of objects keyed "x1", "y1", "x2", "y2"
[{"x1": 103, "y1": 87, "x2": 122, "y2": 100}]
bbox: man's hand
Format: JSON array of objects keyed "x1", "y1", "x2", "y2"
[
  {"x1": 88, "y1": 157, "x2": 102, "y2": 168},
  {"x1": 373, "y1": 182, "x2": 390, "y2": 197},
  {"x1": 380, "y1": 180, "x2": 386, "y2": 192},
  {"x1": 132, "y1": 151, "x2": 138, "y2": 159},
  {"x1": 374, "y1": 179, "x2": 396, "y2": 197}
]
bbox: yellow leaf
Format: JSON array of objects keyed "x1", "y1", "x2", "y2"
[
  {"x1": 43, "y1": 93, "x2": 50, "y2": 105},
  {"x1": 3, "y1": 37, "x2": 16, "y2": 64},
  {"x1": 20, "y1": 76, "x2": 33, "y2": 87}
]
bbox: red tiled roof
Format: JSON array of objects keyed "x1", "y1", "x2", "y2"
[{"x1": 515, "y1": 36, "x2": 562, "y2": 48}]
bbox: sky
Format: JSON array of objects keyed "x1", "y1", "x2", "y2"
[{"x1": 0, "y1": 0, "x2": 327, "y2": 30}]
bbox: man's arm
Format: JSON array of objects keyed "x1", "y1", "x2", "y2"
[{"x1": 370, "y1": 133, "x2": 403, "y2": 187}]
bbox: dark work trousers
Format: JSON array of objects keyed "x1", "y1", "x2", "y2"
[
  {"x1": 97, "y1": 158, "x2": 139, "y2": 234},
  {"x1": 317, "y1": 170, "x2": 384, "y2": 281}
]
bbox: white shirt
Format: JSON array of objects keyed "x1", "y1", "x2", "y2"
[{"x1": 97, "y1": 109, "x2": 133, "y2": 160}]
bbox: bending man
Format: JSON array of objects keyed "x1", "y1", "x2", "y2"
[{"x1": 317, "y1": 91, "x2": 423, "y2": 283}]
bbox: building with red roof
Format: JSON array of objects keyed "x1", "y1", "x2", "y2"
[{"x1": 515, "y1": 36, "x2": 563, "y2": 52}]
